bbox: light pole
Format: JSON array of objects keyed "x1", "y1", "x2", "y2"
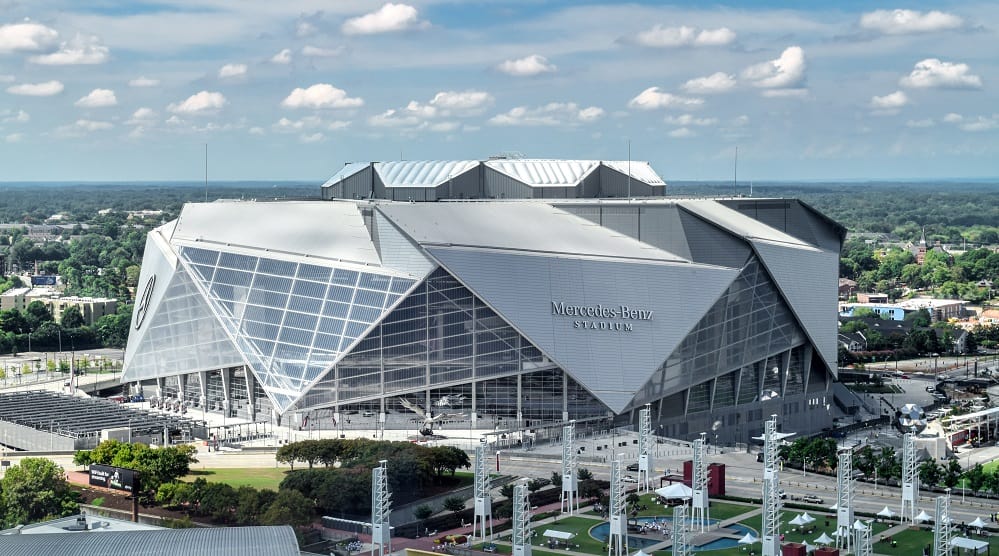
[{"x1": 496, "y1": 450, "x2": 501, "y2": 472}]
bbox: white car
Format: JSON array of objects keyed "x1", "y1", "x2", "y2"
[{"x1": 622, "y1": 475, "x2": 639, "y2": 483}]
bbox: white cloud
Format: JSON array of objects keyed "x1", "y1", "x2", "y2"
[
  {"x1": 75, "y1": 88, "x2": 117, "y2": 108},
  {"x1": 906, "y1": 118, "x2": 935, "y2": 128},
  {"x1": 129, "y1": 76, "x2": 160, "y2": 87},
  {"x1": 633, "y1": 25, "x2": 736, "y2": 48},
  {"x1": 249, "y1": 126, "x2": 265, "y2": 135},
  {"x1": 628, "y1": 87, "x2": 703, "y2": 110},
  {"x1": 681, "y1": 72, "x2": 736, "y2": 94},
  {"x1": 273, "y1": 115, "x2": 324, "y2": 132},
  {"x1": 271, "y1": 48, "x2": 292, "y2": 65},
  {"x1": 301, "y1": 45, "x2": 344, "y2": 58},
  {"x1": 429, "y1": 90, "x2": 494, "y2": 112},
  {"x1": 218, "y1": 63, "x2": 247, "y2": 79},
  {"x1": 5, "y1": 133, "x2": 23, "y2": 143},
  {"x1": 942, "y1": 113, "x2": 963, "y2": 123},
  {"x1": 281, "y1": 84, "x2": 363, "y2": 109},
  {"x1": 0, "y1": 22, "x2": 59, "y2": 53},
  {"x1": 870, "y1": 90, "x2": 908, "y2": 109},
  {"x1": 126, "y1": 107, "x2": 157, "y2": 125},
  {"x1": 664, "y1": 114, "x2": 717, "y2": 126},
  {"x1": 761, "y1": 88, "x2": 808, "y2": 98},
  {"x1": 168, "y1": 91, "x2": 227, "y2": 114},
  {"x1": 74, "y1": 119, "x2": 113, "y2": 131},
  {"x1": 496, "y1": 55, "x2": 557, "y2": 77},
  {"x1": 6, "y1": 80, "x2": 64, "y2": 96},
  {"x1": 342, "y1": 3, "x2": 427, "y2": 35},
  {"x1": 29, "y1": 34, "x2": 109, "y2": 65},
  {"x1": 428, "y1": 121, "x2": 459, "y2": 132},
  {"x1": 0, "y1": 75, "x2": 14, "y2": 83},
  {"x1": 369, "y1": 109, "x2": 421, "y2": 128},
  {"x1": 742, "y1": 46, "x2": 806, "y2": 89},
  {"x1": 860, "y1": 9, "x2": 963, "y2": 35},
  {"x1": 296, "y1": 21, "x2": 317, "y2": 39},
  {"x1": 328, "y1": 120, "x2": 351, "y2": 131},
  {"x1": 488, "y1": 102, "x2": 604, "y2": 126},
  {"x1": 900, "y1": 59, "x2": 982, "y2": 89},
  {"x1": 959, "y1": 116, "x2": 998, "y2": 132},
  {"x1": 669, "y1": 127, "x2": 694, "y2": 138},
  {"x1": 1, "y1": 109, "x2": 30, "y2": 123},
  {"x1": 300, "y1": 132, "x2": 325, "y2": 143}
]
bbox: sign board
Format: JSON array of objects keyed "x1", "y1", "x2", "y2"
[
  {"x1": 89, "y1": 464, "x2": 139, "y2": 494},
  {"x1": 31, "y1": 275, "x2": 57, "y2": 286}
]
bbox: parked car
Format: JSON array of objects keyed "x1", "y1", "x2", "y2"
[
  {"x1": 626, "y1": 463, "x2": 640, "y2": 472},
  {"x1": 800, "y1": 494, "x2": 823, "y2": 504},
  {"x1": 622, "y1": 475, "x2": 639, "y2": 483}
]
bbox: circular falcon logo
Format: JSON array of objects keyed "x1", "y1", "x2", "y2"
[{"x1": 134, "y1": 275, "x2": 156, "y2": 330}]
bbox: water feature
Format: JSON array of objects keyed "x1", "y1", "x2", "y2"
[{"x1": 589, "y1": 516, "x2": 758, "y2": 552}]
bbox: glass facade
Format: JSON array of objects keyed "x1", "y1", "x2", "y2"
[
  {"x1": 177, "y1": 246, "x2": 415, "y2": 411},
  {"x1": 635, "y1": 257, "x2": 809, "y2": 413},
  {"x1": 297, "y1": 268, "x2": 607, "y2": 423}
]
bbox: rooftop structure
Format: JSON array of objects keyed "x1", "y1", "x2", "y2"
[{"x1": 321, "y1": 159, "x2": 666, "y2": 201}]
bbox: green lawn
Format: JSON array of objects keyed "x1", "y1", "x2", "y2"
[{"x1": 183, "y1": 467, "x2": 291, "y2": 490}]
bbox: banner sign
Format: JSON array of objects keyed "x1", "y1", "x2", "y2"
[{"x1": 89, "y1": 464, "x2": 139, "y2": 493}]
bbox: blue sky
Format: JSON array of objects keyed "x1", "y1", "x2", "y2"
[{"x1": 0, "y1": 1, "x2": 996, "y2": 182}]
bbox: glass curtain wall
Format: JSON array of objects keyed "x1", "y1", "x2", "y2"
[{"x1": 635, "y1": 257, "x2": 808, "y2": 411}]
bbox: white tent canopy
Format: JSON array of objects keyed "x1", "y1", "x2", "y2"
[
  {"x1": 877, "y1": 506, "x2": 897, "y2": 518},
  {"x1": 968, "y1": 517, "x2": 987, "y2": 529},
  {"x1": 790, "y1": 515, "x2": 808, "y2": 526},
  {"x1": 951, "y1": 537, "x2": 989, "y2": 553},
  {"x1": 828, "y1": 503, "x2": 838, "y2": 511},
  {"x1": 853, "y1": 519, "x2": 869, "y2": 531},
  {"x1": 655, "y1": 483, "x2": 693, "y2": 499},
  {"x1": 800, "y1": 512, "x2": 816, "y2": 524},
  {"x1": 738, "y1": 533, "x2": 758, "y2": 545},
  {"x1": 631, "y1": 550, "x2": 651, "y2": 556},
  {"x1": 543, "y1": 530, "x2": 575, "y2": 540},
  {"x1": 916, "y1": 511, "x2": 933, "y2": 523},
  {"x1": 814, "y1": 533, "x2": 834, "y2": 545}
]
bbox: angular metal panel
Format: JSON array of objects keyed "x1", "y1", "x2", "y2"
[
  {"x1": 427, "y1": 247, "x2": 738, "y2": 412},
  {"x1": 371, "y1": 209, "x2": 436, "y2": 279},
  {"x1": 172, "y1": 202, "x2": 380, "y2": 266},
  {"x1": 752, "y1": 240, "x2": 839, "y2": 373},
  {"x1": 678, "y1": 207, "x2": 751, "y2": 268}
]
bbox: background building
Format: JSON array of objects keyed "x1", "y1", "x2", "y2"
[{"x1": 121, "y1": 161, "x2": 844, "y2": 442}]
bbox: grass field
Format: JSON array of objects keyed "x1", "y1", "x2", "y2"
[{"x1": 183, "y1": 467, "x2": 291, "y2": 490}]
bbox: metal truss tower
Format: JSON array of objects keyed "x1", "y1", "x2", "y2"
[
  {"x1": 608, "y1": 457, "x2": 628, "y2": 556},
  {"x1": 638, "y1": 404, "x2": 654, "y2": 493},
  {"x1": 853, "y1": 520, "x2": 872, "y2": 556},
  {"x1": 933, "y1": 491, "x2": 952, "y2": 556},
  {"x1": 691, "y1": 432, "x2": 710, "y2": 532},
  {"x1": 836, "y1": 449, "x2": 854, "y2": 552},
  {"x1": 560, "y1": 420, "x2": 579, "y2": 515},
  {"x1": 759, "y1": 415, "x2": 793, "y2": 556},
  {"x1": 473, "y1": 439, "x2": 493, "y2": 541},
  {"x1": 371, "y1": 460, "x2": 392, "y2": 556},
  {"x1": 512, "y1": 480, "x2": 533, "y2": 556},
  {"x1": 901, "y1": 431, "x2": 919, "y2": 523},
  {"x1": 672, "y1": 504, "x2": 690, "y2": 556}
]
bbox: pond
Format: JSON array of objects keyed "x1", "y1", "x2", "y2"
[{"x1": 589, "y1": 516, "x2": 759, "y2": 552}]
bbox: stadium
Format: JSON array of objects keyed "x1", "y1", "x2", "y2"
[{"x1": 121, "y1": 159, "x2": 844, "y2": 443}]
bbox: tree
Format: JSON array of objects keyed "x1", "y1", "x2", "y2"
[
  {"x1": 0, "y1": 457, "x2": 78, "y2": 528},
  {"x1": 550, "y1": 471, "x2": 563, "y2": 488},
  {"x1": 260, "y1": 489, "x2": 315, "y2": 527},
  {"x1": 442, "y1": 496, "x2": 466, "y2": 513},
  {"x1": 23, "y1": 300, "x2": 53, "y2": 332},
  {"x1": 918, "y1": 460, "x2": 941, "y2": 487},
  {"x1": 965, "y1": 463, "x2": 987, "y2": 492},
  {"x1": 943, "y1": 458, "x2": 963, "y2": 489},
  {"x1": 60, "y1": 305, "x2": 85, "y2": 329},
  {"x1": 577, "y1": 468, "x2": 593, "y2": 481},
  {"x1": 414, "y1": 503, "x2": 434, "y2": 535}
]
